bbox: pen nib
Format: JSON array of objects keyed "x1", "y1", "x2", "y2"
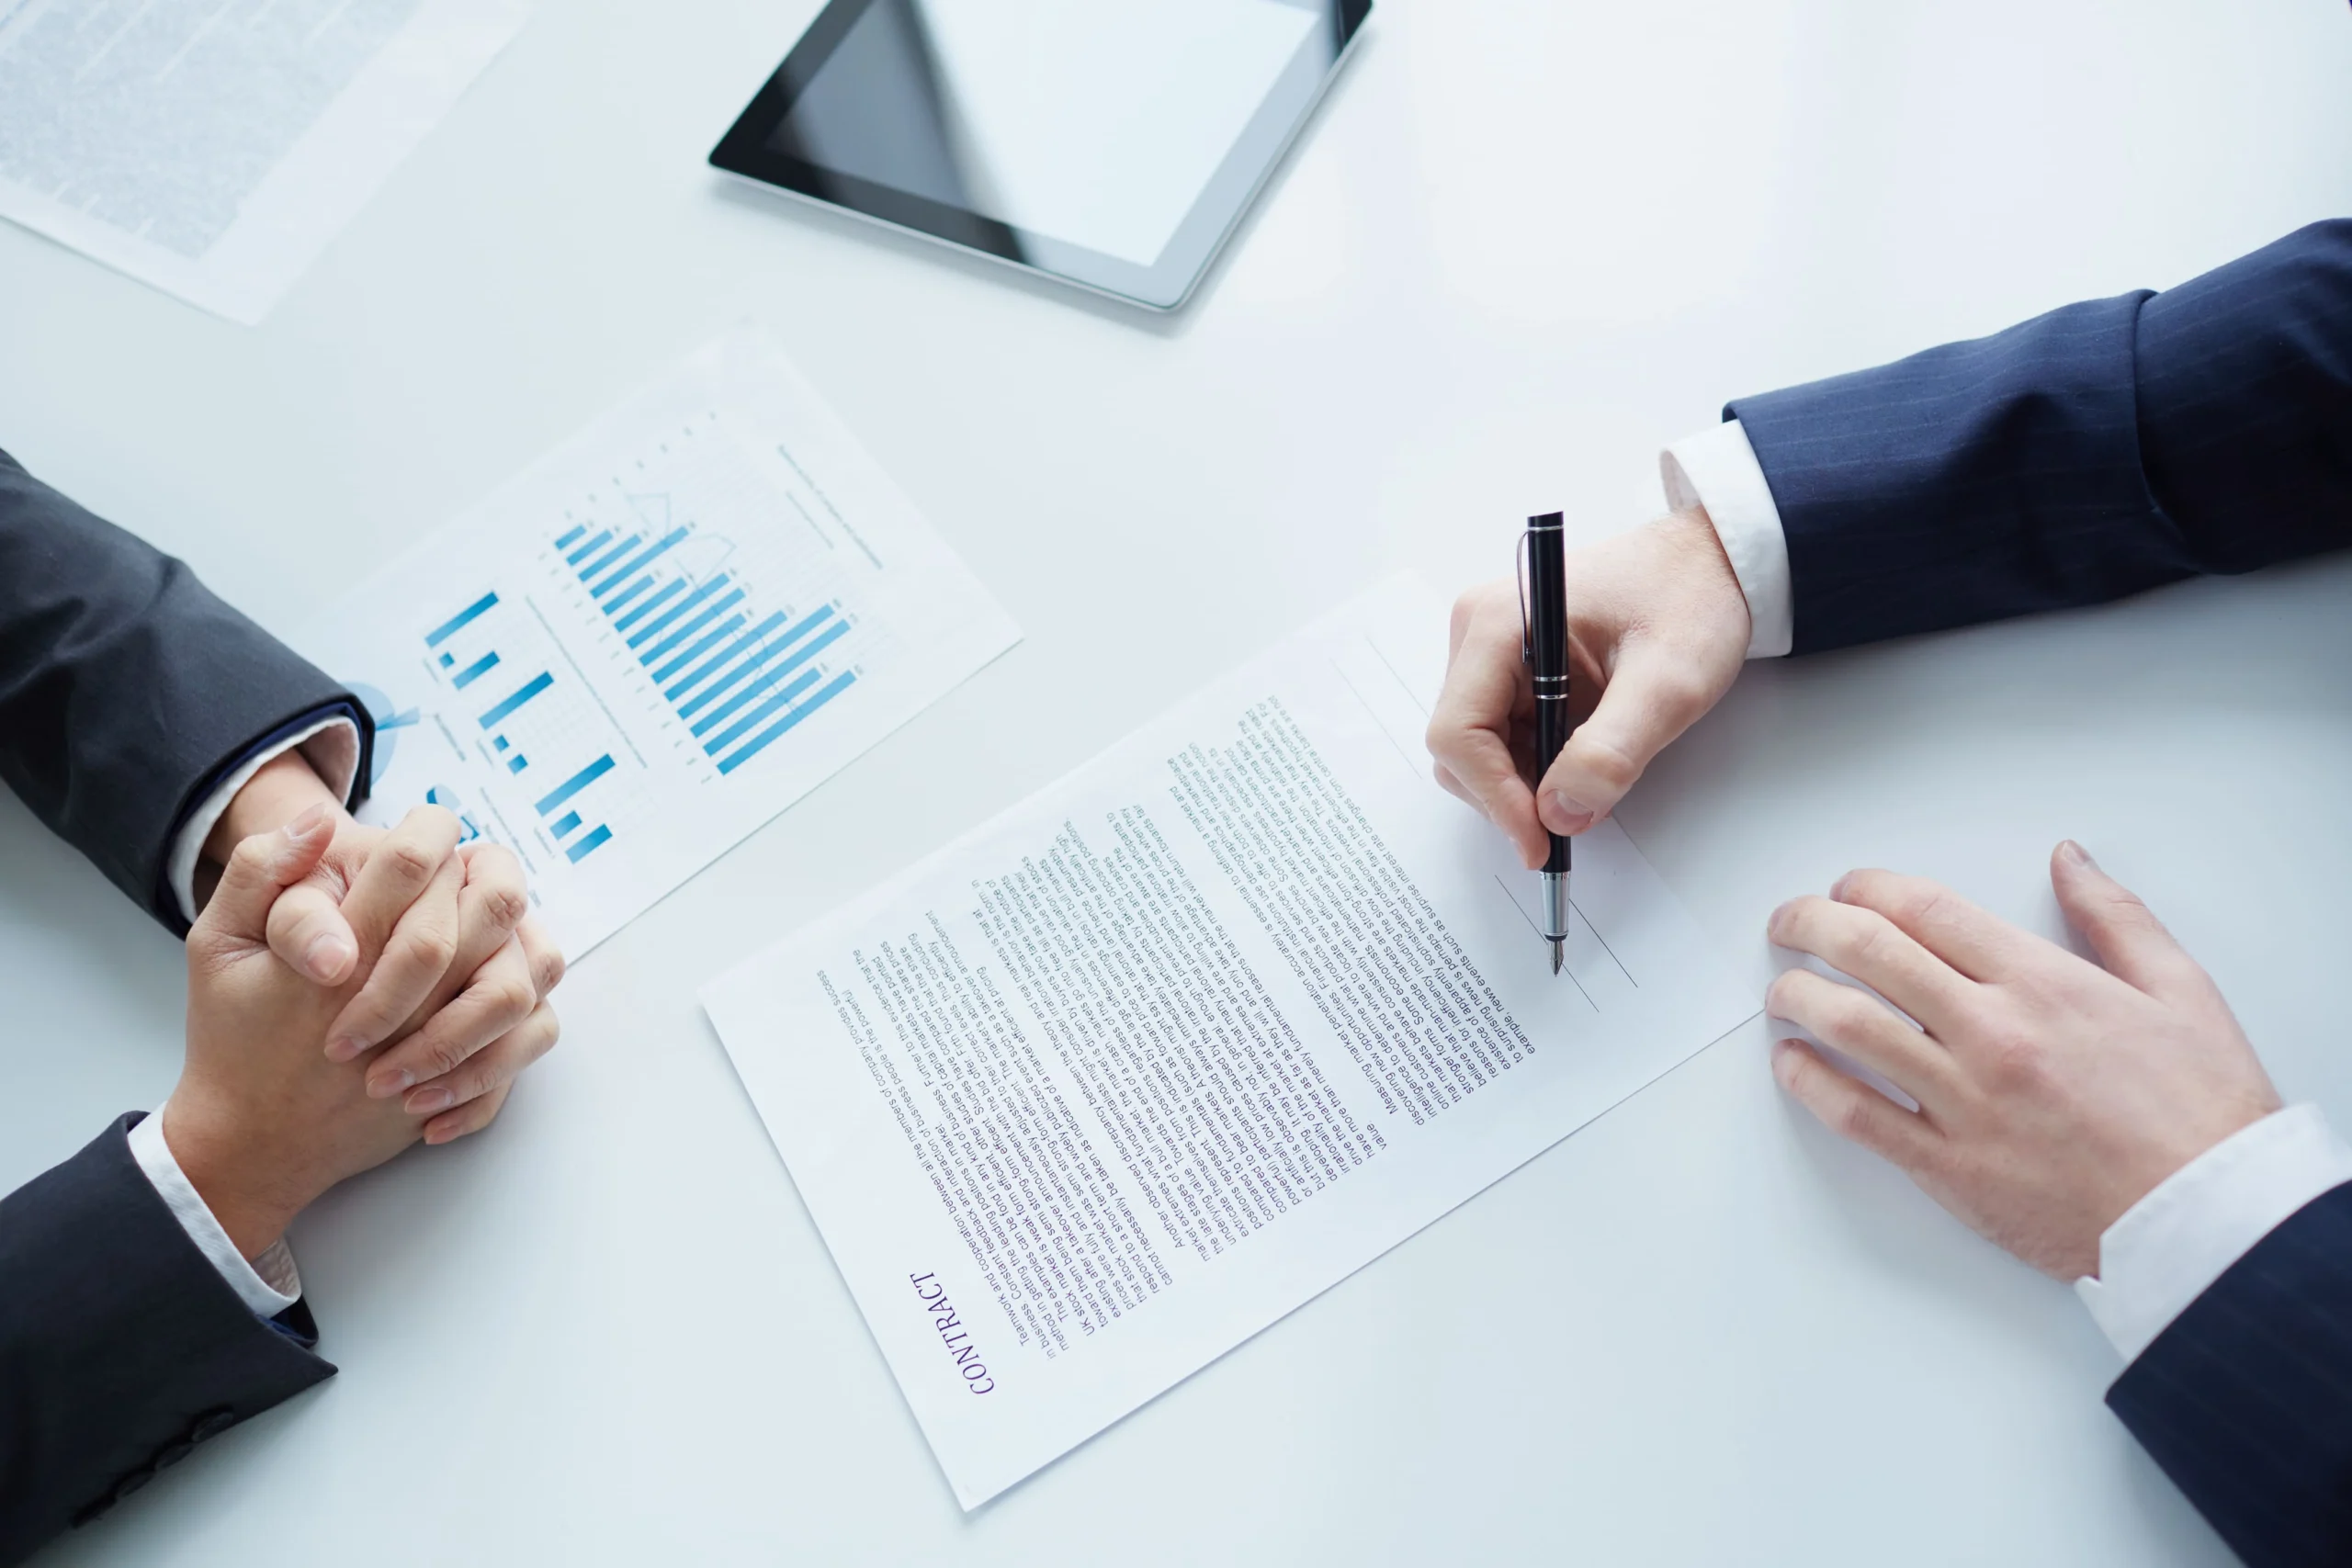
[{"x1": 1550, "y1": 940, "x2": 1564, "y2": 976}]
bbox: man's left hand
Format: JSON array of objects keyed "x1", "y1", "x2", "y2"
[
  {"x1": 1765, "y1": 840, "x2": 2282, "y2": 1280},
  {"x1": 200, "y1": 750, "x2": 564, "y2": 1143}
]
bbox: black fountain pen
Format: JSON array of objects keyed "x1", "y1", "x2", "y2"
[{"x1": 1522, "y1": 512, "x2": 1572, "y2": 974}]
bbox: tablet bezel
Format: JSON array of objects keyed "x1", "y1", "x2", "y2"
[{"x1": 708, "y1": 0, "x2": 1372, "y2": 311}]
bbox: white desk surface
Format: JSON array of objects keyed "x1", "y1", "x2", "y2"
[{"x1": 5, "y1": 2, "x2": 2349, "y2": 1562}]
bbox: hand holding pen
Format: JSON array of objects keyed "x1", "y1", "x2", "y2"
[{"x1": 1424, "y1": 511, "x2": 1752, "y2": 904}]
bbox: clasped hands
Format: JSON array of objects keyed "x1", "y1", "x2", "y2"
[
  {"x1": 168, "y1": 754, "x2": 565, "y2": 1259},
  {"x1": 1428, "y1": 512, "x2": 2280, "y2": 1279}
]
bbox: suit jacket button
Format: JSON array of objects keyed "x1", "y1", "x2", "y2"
[
  {"x1": 154, "y1": 1440, "x2": 196, "y2": 1471},
  {"x1": 112, "y1": 1468, "x2": 154, "y2": 1502},
  {"x1": 190, "y1": 1409, "x2": 239, "y2": 1442}
]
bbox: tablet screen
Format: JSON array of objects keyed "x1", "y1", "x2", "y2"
[{"x1": 760, "y1": 0, "x2": 1321, "y2": 267}]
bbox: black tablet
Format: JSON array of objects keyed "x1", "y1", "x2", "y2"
[{"x1": 709, "y1": 0, "x2": 1371, "y2": 311}]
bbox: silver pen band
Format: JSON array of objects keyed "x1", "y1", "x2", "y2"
[{"x1": 1541, "y1": 870, "x2": 1571, "y2": 942}]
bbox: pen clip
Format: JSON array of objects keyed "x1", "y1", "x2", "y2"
[{"x1": 1516, "y1": 525, "x2": 1533, "y2": 668}]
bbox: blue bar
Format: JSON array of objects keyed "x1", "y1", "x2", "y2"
[
  {"x1": 551, "y1": 810, "x2": 582, "y2": 837},
  {"x1": 564, "y1": 825, "x2": 613, "y2": 863},
  {"x1": 535, "y1": 754, "x2": 614, "y2": 815},
  {"x1": 577, "y1": 533, "x2": 639, "y2": 583},
  {"x1": 563, "y1": 530, "x2": 612, "y2": 566},
  {"x1": 718, "y1": 671, "x2": 857, "y2": 775},
  {"x1": 639, "y1": 589, "x2": 743, "y2": 668},
  {"x1": 507, "y1": 754, "x2": 528, "y2": 774},
  {"x1": 591, "y1": 527, "x2": 689, "y2": 598},
  {"x1": 493, "y1": 735, "x2": 509, "y2": 751},
  {"x1": 703, "y1": 669, "x2": 823, "y2": 755},
  {"x1": 479, "y1": 671, "x2": 552, "y2": 728},
  {"x1": 451, "y1": 651, "x2": 500, "y2": 690},
  {"x1": 424, "y1": 592, "x2": 498, "y2": 648},
  {"x1": 679, "y1": 609, "x2": 838, "y2": 722},
  {"x1": 613, "y1": 577, "x2": 684, "y2": 635},
  {"x1": 438, "y1": 651, "x2": 455, "y2": 668},
  {"x1": 667, "y1": 611, "x2": 786, "y2": 702},
  {"x1": 556, "y1": 524, "x2": 587, "y2": 549},
  {"x1": 628, "y1": 575, "x2": 727, "y2": 649},
  {"x1": 772, "y1": 604, "x2": 837, "y2": 650},
  {"x1": 605, "y1": 575, "x2": 654, "y2": 615},
  {"x1": 652, "y1": 614, "x2": 746, "y2": 684}
]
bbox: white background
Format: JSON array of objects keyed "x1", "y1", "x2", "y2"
[{"x1": 1, "y1": 1, "x2": 2348, "y2": 1563}]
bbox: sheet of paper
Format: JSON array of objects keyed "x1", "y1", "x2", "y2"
[
  {"x1": 701, "y1": 577, "x2": 1758, "y2": 1508},
  {"x1": 298, "y1": 328, "x2": 1020, "y2": 956},
  {"x1": 0, "y1": 0, "x2": 527, "y2": 323}
]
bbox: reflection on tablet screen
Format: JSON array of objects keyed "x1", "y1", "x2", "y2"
[{"x1": 765, "y1": 0, "x2": 1319, "y2": 267}]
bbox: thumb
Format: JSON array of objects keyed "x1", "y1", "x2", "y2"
[
  {"x1": 196, "y1": 804, "x2": 337, "y2": 951},
  {"x1": 2051, "y1": 840, "x2": 2208, "y2": 1003},
  {"x1": 1536, "y1": 640, "x2": 1721, "y2": 835},
  {"x1": 266, "y1": 880, "x2": 361, "y2": 986}
]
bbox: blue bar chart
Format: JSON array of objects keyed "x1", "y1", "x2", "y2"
[
  {"x1": 413, "y1": 577, "x2": 625, "y2": 869},
  {"x1": 308, "y1": 332, "x2": 1022, "y2": 957},
  {"x1": 402, "y1": 486, "x2": 871, "y2": 901},
  {"x1": 557, "y1": 510, "x2": 862, "y2": 780},
  {"x1": 533, "y1": 753, "x2": 615, "y2": 862}
]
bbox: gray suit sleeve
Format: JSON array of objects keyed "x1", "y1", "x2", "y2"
[
  {"x1": 0, "y1": 447, "x2": 373, "y2": 931},
  {"x1": 0, "y1": 1117, "x2": 336, "y2": 1566}
]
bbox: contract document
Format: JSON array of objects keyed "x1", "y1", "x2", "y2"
[
  {"x1": 299, "y1": 328, "x2": 1019, "y2": 955},
  {"x1": 0, "y1": 0, "x2": 527, "y2": 322},
  {"x1": 702, "y1": 578, "x2": 1758, "y2": 1507}
]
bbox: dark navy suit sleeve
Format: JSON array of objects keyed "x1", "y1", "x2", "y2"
[
  {"x1": 1725, "y1": 220, "x2": 2352, "y2": 653},
  {"x1": 0, "y1": 447, "x2": 374, "y2": 933},
  {"x1": 0, "y1": 1117, "x2": 335, "y2": 1566},
  {"x1": 2106, "y1": 1182, "x2": 2352, "y2": 1568},
  {"x1": 0, "y1": 457, "x2": 377, "y2": 1562},
  {"x1": 1730, "y1": 225, "x2": 2352, "y2": 1562}
]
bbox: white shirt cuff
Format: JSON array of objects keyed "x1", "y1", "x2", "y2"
[
  {"x1": 128, "y1": 1108, "x2": 302, "y2": 1319},
  {"x1": 166, "y1": 718, "x2": 362, "y2": 925},
  {"x1": 1662, "y1": 419, "x2": 1793, "y2": 659},
  {"x1": 2074, "y1": 1104, "x2": 2352, "y2": 1365}
]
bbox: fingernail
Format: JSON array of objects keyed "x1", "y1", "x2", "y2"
[
  {"x1": 1770, "y1": 1039, "x2": 1802, "y2": 1087},
  {"x1": 1829, "y1": 873, "x2": 1853, "y2": 901},
  {"x1": 368, "y1": 1067, "x2": 414, "y2": 1099},
  {"x1": 324, "y1": 1035, "x2": 367, "y2": 1063},
  {"x1": 284, "y1": 802, "x2": 333, "y2": 840},
  {"x1": 2060, "y1": 840, "x2": 2095, "y2": 870},
  {"x1": 1766, "y1": 899, "x2": 1795, "y2": 940},
  {"x1": 301, "y1": 932, "x2": 353, "y2": 982},
  {"x1": 406, "y1": 1086, "x2": 455, "y2": 1115},
  {"x1": 424, "y1": 1123, "x2": 458, "y2": 1145},
  {"x1": 1545, "y1": 792, "x2": 1597, "y2": 834}
]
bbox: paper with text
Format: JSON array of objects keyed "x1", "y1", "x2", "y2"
[
  {"x1": 299, "y1": 328, "x2": 1020, "y2": 956},
  {"x1": 0, "y1": 0, "x2": 527, "y2": 322},
  {"x1": 702, "y1": 578, "x2": 1758, "y2": 1507}
]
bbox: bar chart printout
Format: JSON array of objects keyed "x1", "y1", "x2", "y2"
[{"x1": 300, "y1": 329, "x2": 1022, "y2": 953}]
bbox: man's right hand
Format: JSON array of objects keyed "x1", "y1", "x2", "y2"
[{"x1": 1426, "y1": 508, "x2": 1752, "y2": 868}]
